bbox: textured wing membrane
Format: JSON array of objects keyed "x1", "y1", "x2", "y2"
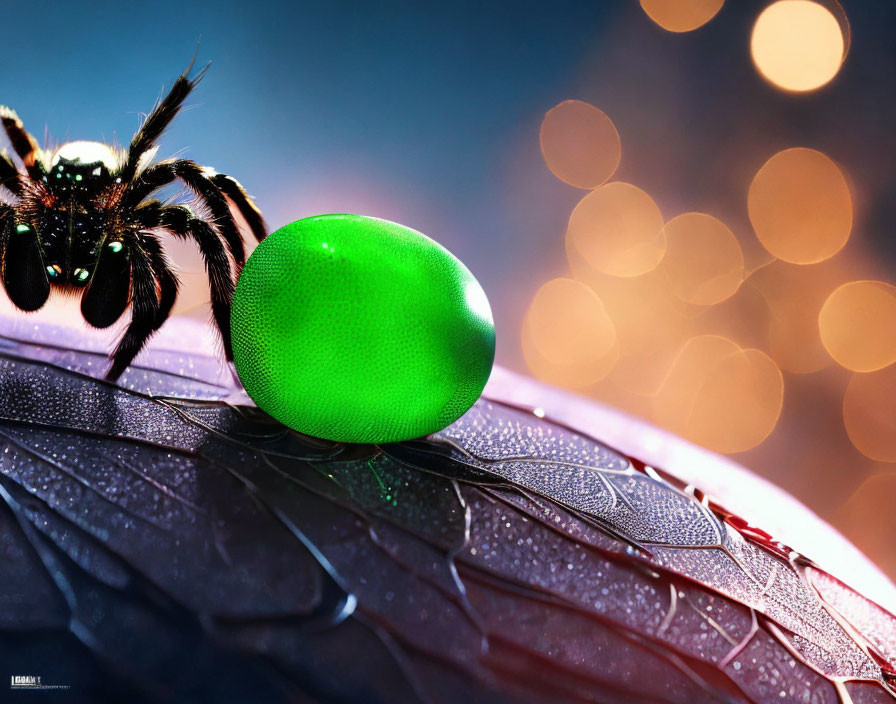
[
  {"x1": 430, "y1": 402, "x2": 887, "y2": 688},
  {"x1": 0, "y1": 327, "x2": 893, "y2": 703}
]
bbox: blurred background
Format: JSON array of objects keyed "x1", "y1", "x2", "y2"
[{"x1": 0, "y1": 1, "x2": 894, "y2": 582}]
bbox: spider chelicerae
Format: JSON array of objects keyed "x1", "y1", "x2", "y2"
[{"x1": 0, "y1": 60, "x2": 267, "y2": 381}]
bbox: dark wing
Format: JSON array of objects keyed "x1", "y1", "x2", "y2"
[{"x1": 0, "y1": 322, "x2": 892, "y2": 704}]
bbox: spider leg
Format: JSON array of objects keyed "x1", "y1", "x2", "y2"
[
  {"x1": 134, "y1": 201, "x2": 235, "y2": 359},
  {"x1": 209, "y1": 172, "x2": 267, "y2": 242},
  {"x1": 0, "y1": 150, "x2": 22, "y2": 197},
  {"x1": 105, "y1": 240, "x2": 162, "y2": 381},
  {"x1": 117, "y1": 58, "x2": 209, "y2": 184},
  {"x1": 0, "y1": 107, "x2": 44, "y2": 180},
  {"x1": 1, "y1": 214, "x2": 49, "y2": 312},
  {"x1": 138, "y1": 230, "x2": 180, "y2": 329},
  {"x1": 0, "y1": 206, "x2": 14, "y2": 298},
  {"x1": 124, "y1": 159, "x2": 248, "y2": 267},
  {"x1": 83, "y1": 228, "x2": 180, "y2": 380}
]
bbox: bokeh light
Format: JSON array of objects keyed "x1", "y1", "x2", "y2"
[
  {"x1": 653, "y1": 335, "x2": 741, "y2": 425},
  {"x1": 818, "y1": 280, "x2": 896, "y2": 372},
  {"x1": 521, "y1": 278, "x2": 618, "y2": 388},
  {"x1": 566, "y1": 182, "x2": 666, "y2": 278},
  {"x1": 692, "y1": 280, "x2": 773, "y2": 361},
  {"x1": 843, "y1": 365, "x2": 896, "y2": 463},
  {"x1": 660, "y1": 212, "x2": 744, "y2": 306},
  {"x1": 838, "y1": 473, "x2": 896, "y2": 581},
  {"x1": 540, "y1": 101, "x2": 621, "y2": 189},
  {"x1": 568, "y1": 257, "x2": 691, "y2": 396},
  {"x1": 639, "y1": 0, "x2": 725, "y2": 33},
  {"x1": 515, "y1": 2, "x2": 896, "y2": 585},
  {"x1": 750, "y1": 0, "x2": 847, "y2": 92},
  {"x1": 749, "y1": 259, "x2": 853, "y2": 374},
  {"x1": 747, "y1": 148, "x2": 852, "y2": 264},
  {"x1": 653, "y1": 335, "x2": 784, "y2": 454}
]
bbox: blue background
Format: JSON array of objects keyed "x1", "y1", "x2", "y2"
[{"x1": 1, "y1": 0, "x2": 893, "y2": 369}]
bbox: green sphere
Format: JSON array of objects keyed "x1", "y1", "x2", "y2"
[{"x1": 231, "y1": 214, "x2": 496, "y2": 444}]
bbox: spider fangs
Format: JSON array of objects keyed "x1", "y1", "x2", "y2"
[{"x1": 0, "y1": 61, "x2": 267, "y2": 381}]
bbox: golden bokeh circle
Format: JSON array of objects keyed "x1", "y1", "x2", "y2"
[
  {"x1": 521, "y1": 278, "x2": 618, "y2": 388},
  {"x1": 837, "y1": 473, "x2": 896, "y2": 580},
  {"x1": 569, "y1": 251, "x2": 692, "y2": 397},
  {"x1": 749, "y1": 259, "x2": 855, "y2": 374},
  {"x1": 540, "y1": 101, "x2": 621, "y2": 189},
  {"x1": 567, "y1": 182, "x2": 666, "y2": 278},
  {"x1": 639, "y1": 0, "x2": 725, "y2": 33},
  {"x1": 661, "y1": 213, "x2": 744, "y2": 306},
  {"x1": 843, "y1": 366, "x2": 896, "y2": 463},
  {"x1": 819, "y1": 281, "x2": 896, "y2": 372},
  {"x1": 748, "y1": 148, "x2": 852, "y2": 264},
  {"x1": 654, "y1": 335, "x2": 741, "y2": 426},
  {"x1": 750, "y1": 0, "x2": 846, "y2": 92},
  {"x1": 654, "y1": 335, "x2": 784, "y2": 454}
]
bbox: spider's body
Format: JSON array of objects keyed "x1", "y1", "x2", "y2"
[
  {"x1": 29, "y1": 142, "x2": 118, "y2": 290},
  {"x1": 0, "y1": 62, "x2": 267, "y2": 380}
]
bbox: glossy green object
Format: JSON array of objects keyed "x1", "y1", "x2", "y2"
[{"x1": 231, "y1": 214, "x2": 496, "y2": 444}]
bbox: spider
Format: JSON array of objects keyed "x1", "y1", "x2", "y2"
[{"x1": 0, "y1": 59, "x2": 267, "y2": 381}]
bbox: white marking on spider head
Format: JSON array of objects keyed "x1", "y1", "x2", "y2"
[{"x1": 51, "y1": 141, "x2": 120, "y2": 169}]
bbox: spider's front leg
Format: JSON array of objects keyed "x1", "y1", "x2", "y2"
[
  {"x1": 81, "y1": 233, "x2": 173, "y2": 382},
  {"x1": 207, "y1": 172, "x2": 267, "y2": 243},
  {"x1": 104, "y1": 242, "x2": 160, "y2": 381},
  {"x1": 0, "y1": 209, "x2": 50, "y2": 312},
  {"x1": 123, "y1": 159, "x2": 267, "y2": 269},
  {"x1": 134, "y1": 202, "x2": 235, "y2": 359},
  {"x1": 139, "y1": 232, "x2": 180, "y2": 332}
]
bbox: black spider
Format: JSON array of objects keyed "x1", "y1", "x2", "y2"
[{"x1": 0, "y1": 59, "x2": 267, "y2": 381}]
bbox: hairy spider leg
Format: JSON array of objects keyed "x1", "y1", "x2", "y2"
[
  {"x1": 103, "y1": 238, "x2": 164, "y2": 381},
  {"x1": 0, "y1": 150, "x2": 22, "y2": 196},
  {"x1": 140, "y1": 231, "x2": 179, "y2": 330},
  {"x1": 209, "y1": 172, "x2": 267, "y2": 243},
  {"x1": 117, "y1": 58, "x2": 209, "y2": 185},
  {"x1": 0, "y1": 107, "x2": 44, "y2": 181},
  {"x1": 0, "y1": 57, "x2": 266, "y2": 380},
  {"x1": 80, "y1": 227, "x2": 181, "y2": 381},
  {"x1": 135, "y1": 201, "x2": 236, "y2": 359},
  {"x1": 125, "y1": 159, "x2": 250, "y2": 267}
]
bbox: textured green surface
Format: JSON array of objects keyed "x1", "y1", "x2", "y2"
[{"x1": 231, "y1": 214, "x2": 496, "y2": 443}]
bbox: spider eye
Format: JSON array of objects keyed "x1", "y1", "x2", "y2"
[
  {"x1": 15, "y1": 224, "x2": 30, "y2": 234},
  {"x1": 107, "y1": 241, "x2": 123, "y2": 253},
  {"x1": 45, "y1": 264, "x2": 61, "y2": 279},
  {"x1": 73, "y1": 268, "x2": 90, "y2": 284}
]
